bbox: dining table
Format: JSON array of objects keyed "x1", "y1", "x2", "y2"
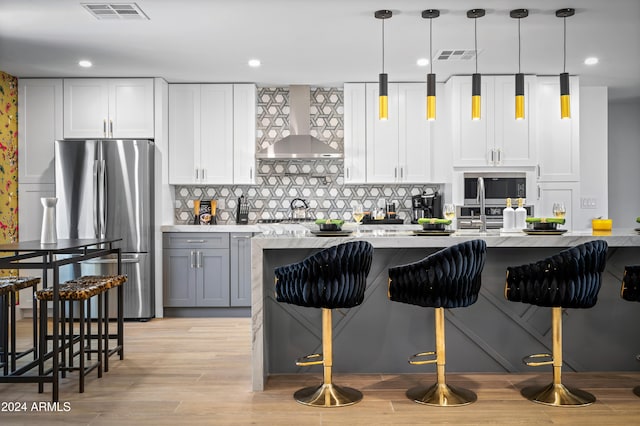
[{"x1": 0, "y1": 238, "x2": 121, "y2": 402}]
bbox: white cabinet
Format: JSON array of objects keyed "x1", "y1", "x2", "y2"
[
  {"x1": 535, "y1": 181, "x2": 579, "y2": 231},
  {"x1": 343, "y1": 83, "x2": 367, "y2": 184},
  {"x1": 63, "y1": 78, "x2": 154, "y2": 139},
  {"x1": 18, "y1": 79, "x2": 63, "y2": 184},
  {"x1": 535, "y1": 76, "x2": 580, "y2": 181},
  {"x1": 451, "y1": 75, "x2": 536, "y2": 167},
  {"x1": 169, "y1": 84, "x2": 255, "y2": 185},
  {"x1": 232, "y1": 84, "x2": 257, "y2": 185},
  {"x1": 365, "y1": 83, "x2": 431, "y2": 183}
]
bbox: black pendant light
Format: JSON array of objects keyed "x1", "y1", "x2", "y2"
[
  {"x1": 467, "y1": 9, "x2": 485, "y2": 121},
  {"x1": 511, "y1": 9, "x2": 528, "y2": 120},
  {"x1": 375, "y1": 10, "x2": 392, "y2": 120},
  {"x1": 422, "y1": 9, "x2": 440, "y2": 121},
  {"x1": 557, "y1": 8, "x2": 575, "y2": 119}
]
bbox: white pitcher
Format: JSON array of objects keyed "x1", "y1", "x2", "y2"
[{"x1": 40, "y1": 197, "x2": 58, "y2": 244}]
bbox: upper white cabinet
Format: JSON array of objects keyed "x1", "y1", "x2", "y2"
[
  {"x1": 63, "y1": 78, "x2": 154, "y2": 139},
  {"x1": 169, "y1": 84, "x2": 255, "y2": 185},
  {"x1": 451, "y1": 75, "x2": 536, "y2": 167},
  {"x1": 535, "y1": 76, "x2": 580, "y2": 181},
  {"x1": 343, "y1": 83, "x2": 367, "y2": 184},
  {"x1": 232, "y1": 84, "x2": 257, "y2": 185},
  {"x1": 365, "y1": 82, "x2": 431, "y2": 183},
  {"x1": 18, "y1": 79, "x2": 63, "y2": 184}
]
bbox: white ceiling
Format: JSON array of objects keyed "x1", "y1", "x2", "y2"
[{"x1": 1, "y1": 0, "x2": 639, "y2": 100}]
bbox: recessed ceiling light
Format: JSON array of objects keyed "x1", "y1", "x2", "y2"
[
  {"x1": 584, "y1": 57, "x2": 599, "y2": 65},
  {"x1": 78, "y1": 60, "x2": 93, "y2": 68},
  {"x1": 416, "y1": 58, "x2": 429, "y2": 67},
  {"x1": 248, "y1": 59, "x2": 261, "y2": 68}
]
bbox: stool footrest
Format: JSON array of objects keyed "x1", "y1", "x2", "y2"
[
  {"x1": 523, "y1": 353, "x2": 553, "y2": 367},
  {"x1": 408, "y1": 351, "x2": 437, "y2": 366},
  {"x1": 296, "y1": 353, "x2": 323, "y2": 367}
]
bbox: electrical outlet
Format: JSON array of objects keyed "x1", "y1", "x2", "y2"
[{"x1": 581, "y1": 197, "x2": 597, "y2": 209}]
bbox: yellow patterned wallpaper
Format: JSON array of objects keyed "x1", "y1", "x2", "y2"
[{"x1": 0, "y1": 71, "x2": 18, "y2": 247}]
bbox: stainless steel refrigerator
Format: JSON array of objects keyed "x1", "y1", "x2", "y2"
[{"x1": 54, "y1": 139, "x2": 154, "y2": 320}]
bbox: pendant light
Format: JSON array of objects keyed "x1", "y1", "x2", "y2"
[
  {"x1": 467, "y1": 9, "x2": 485, "y2": 121},
  {"x1": 557, "y1": 8, "x2": 575, "y2": 119},
  {"x1": 422, "y1": 9, "x2": 439, "y2": 121},
  {"x1": 375, "y1": 10, "x2": 392, "y2": 120},
  {"x1": 510, "y1": 9, "x2": 528, "y2": 120}
]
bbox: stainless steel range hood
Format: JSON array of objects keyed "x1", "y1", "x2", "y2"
[{"x1": 256, "y1": 85, "x2": 343, "y2": 159}]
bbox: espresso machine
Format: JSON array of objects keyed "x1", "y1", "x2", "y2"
[{"x1": 411, "y1": 190, "x2": 443, "y2": 223}]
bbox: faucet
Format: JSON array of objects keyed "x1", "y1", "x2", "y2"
[{"x1": 477, "y1": 177, "x2": 487, "y2": 233}]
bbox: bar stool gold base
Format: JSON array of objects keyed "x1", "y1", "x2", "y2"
[
  {"x1": 407, "y1": 383, "x2": 477, "y2": 406},
  {"x1": 294, "y1": 383, "x2": 363, "y2": 407},
  {"x1": 521, "y1": 383, "x2": 595, "y2": 407},
  {"x1": 633, "y1": 386, "x2": 640, "y2": 398}
]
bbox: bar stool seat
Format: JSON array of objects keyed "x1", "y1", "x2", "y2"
[
  {"x1": 275, "y1": 240, "x2": 374, "y2": 407},
  {"x1": 505, "y1": 240, "x2": 608, "y2": 407},
  {"x1": 620, "y1": 265, "x2": 640, "y2": 397},
  {"x1": 388, "y1": 240, "x2": 487, "y2": 406}
]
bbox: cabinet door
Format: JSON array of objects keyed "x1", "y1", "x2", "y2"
[
  {"x1": 233, "y1": 84, "x2": 256, "y2": 184},
  {"x1": 63, "y1": 79, "x2": 109, "y2": 138},
  {"x1": 451, "y1": 76, "x2": 493, "y2": 167},
  {"x1": 109, "y1": 78, "x2": 154, "y2": 138},
  {"x1": 18, "y1": 79, "x2": 62, "y2": 184},
  {"x1": 197, "y1": 248, "x2": 230, "y2": 307},
  {"x1": 493, "y1": 76, "x2": 536, "y2": 167},
  {"x1": 200, "y1": 84, "x2": 233, "y2": 184},
  {"x1": 163, "y1": 248, "x2": 197, "y2": 307},
  {"x1": 230, "y1": 233, "x2": 252, "y2": 307},
  {"x1": 398, "y1": 83, "x2": 431, "y2": 182},
  {"x1": 535, "y1": 181, "x2": 579, "y2": 231},
  {"x1": 168, "y1": 84, "x2": 199, "y2": 184},
  {"x1": 343, "y1": 83, "x2": 367, "y2": 184},
  {"x1": 366, "y1": 82, "x2": 399, "y2": 183},
  {"x1": 536, "y1": 76, "x2": 580, "y2": 181}
]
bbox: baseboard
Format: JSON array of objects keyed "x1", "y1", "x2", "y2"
[{"x1": 163, "y1": 307, "x2": 250, "y2": 318}]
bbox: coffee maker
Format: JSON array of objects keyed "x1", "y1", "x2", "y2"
[{"x1": 411, "y1": 190, "x2": 443, "y2": 223}]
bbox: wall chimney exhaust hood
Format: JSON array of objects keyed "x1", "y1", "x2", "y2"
[{"x1": 256, "y1": 85, "x2": 343, "y2": 159}]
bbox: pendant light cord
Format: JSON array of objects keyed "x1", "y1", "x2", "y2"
[
  {"x1": 382, "y1": 18, "x2": 385, "y2": 73},
  {"x1": 518, "y1": 18, "x2": 521, "y2": 73},
  {"x1": 429, "y1": 18, "x2": 433, "y2": 74},
  {"x1": 563, "y1": 16, "x2": 567, "y2": 73},
  {"x1": 474, "y1": 17, "x2": 478, "y2": 73}
]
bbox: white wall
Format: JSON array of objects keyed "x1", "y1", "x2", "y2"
[
  {"x1": 608, "y1": 98, "x2": 640, "y2": 227},
  {"x1": 578, "y1": 87, "x2": 608, "y2": 229}
]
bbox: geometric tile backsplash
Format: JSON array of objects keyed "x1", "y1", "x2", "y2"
[{"x1": 174, "y1": 87, "x2": 441, "y2": 224}]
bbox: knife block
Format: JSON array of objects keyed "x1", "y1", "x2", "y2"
[{"x1": 236, "y1": 196, "x2": 249, "y2": 224}]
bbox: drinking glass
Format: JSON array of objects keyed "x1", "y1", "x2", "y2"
[
  {"x1": 552, "y1": 202, "x2": 566, "y2": 219},
  {"x1": 352, "y1": 203, "x2": 364, "y2": 235},
  {"x1": 443, "y1": 204, "x2": 456, "y2": 230}
]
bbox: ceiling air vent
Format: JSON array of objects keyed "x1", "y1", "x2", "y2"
[
  {"x1": 81, "y1": 3, "x2": 149, "y2": 20},
  {"x1": 435, "y1": 49, "x2": 481, "y2": 61}
]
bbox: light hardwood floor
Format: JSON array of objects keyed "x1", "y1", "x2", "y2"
[{"x1": 1, "y1": 317, "x2": 639, "y2": 425}]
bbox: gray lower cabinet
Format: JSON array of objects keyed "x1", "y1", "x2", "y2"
[{"x1": 163, "y1": 232, "x2": 252, "y2": 308}]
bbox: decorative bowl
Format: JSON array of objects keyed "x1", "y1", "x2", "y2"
[{"x1": 316, "y1": 219, "x2": 344, "y2": 232}]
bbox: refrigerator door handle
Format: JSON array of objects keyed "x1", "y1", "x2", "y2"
[
  {"x1": 93, "y1": 160, "x2": 100, "y2": 236},
  {"x1": 99, "y1": 159, "x2": 107, "y2": 238}
]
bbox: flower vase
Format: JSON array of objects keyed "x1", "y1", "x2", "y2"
[{"x1": 40, "y1": 197, "x2": 58, "y2": 244}]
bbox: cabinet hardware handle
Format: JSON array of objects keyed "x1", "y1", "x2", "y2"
[
  {"x1": 490, "y1": 149, "x2": 495, "y2": 164},
  {"x1": 537, "y1": 164, "x2": 541, "y2": 178},
  {"x1": 103, "y1": 119, "x2": 107, "y2": 137},
  {"x1": 537, "y1": 185, "x2": 541, "y2": 200},
  {"x1": 400, "y1": 167, "x2": 404, "y2": 179},
  {"x1": 233, "y1": 235, "x2": 251, "y2": 239},
  {"x1": 190, "y1": 250, "x2": 195, "y2": 268},
  {"x1": 497, "y1": 149, "x2": 502, "y2": 165},
  {"x1": 195, "y1": 169, "x2": 199, "y2": 180},
  {"x1": 250, "y1": 167, "x2": 253, "y2": 180},
  {"x1": 109, "y1": 120, "x2": 113, "y2": 138},
  {"x1": 202, "y1": 168, "x2": 206, "y2": 181},
  {"x1": 186, "y1": 239, "x2": 206, "y2": 243},
  {"x1": 197, "y1": 251, "x2": 203, "y2": 268},
  {"x1": 394, "y1": 168, "x2": 397, "y2": 178},
  {"x1": 346, "y1": 168, "x2": 349, "y2": 180}
]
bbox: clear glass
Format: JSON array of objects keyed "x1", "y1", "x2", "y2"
[
  {"x1": 443, "y1": 203, "x2": 455, "y2": 230},
  {"x1": 352, "y1": 203, "x2": 364, "y2": 235},
  {"x1": 553, "y1": 202, "x2": 566, "y2": 219}
]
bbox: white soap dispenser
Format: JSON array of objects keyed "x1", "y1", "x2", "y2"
[
  {"x1": 515, "y1": 198, "x2": 527, "y2": 229},
  {"x1": 503, "y1": 198, "x2": 515, "y2": 231}
]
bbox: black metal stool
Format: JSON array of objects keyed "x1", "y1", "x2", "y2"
[
  {"x1": 620, "y1": 265, "x2": 640, "y2": 397},
  {"x1": 505, "y1": 240, "x2": 608, "y2": 407},
  {"x1": 275, "y1": 240, "x2": 374, "y2": 407},
  {"x1": 0, "y1": 281, "x2": 11, "y2": 376},
  {"x1": 388, "y1": 240, "x2": 487, "y2": 406}
]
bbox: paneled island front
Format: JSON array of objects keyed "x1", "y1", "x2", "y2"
[{"x1": 251, "y1": 227, "x2": 640, "y2": 391}]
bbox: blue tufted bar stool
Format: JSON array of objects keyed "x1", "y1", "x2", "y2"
[
  {"x1": 620, "y1": 265, "x2": 640, "y2": 397},
  {"x1": 505, "y1": 240, "x2": 608, "y2": 407},
  {"x1": 274, "y1": 240, "x2": 374, "y2": 407},
  {"x1": 388, "y1": 239, "x2": 487, "y2": 406}
]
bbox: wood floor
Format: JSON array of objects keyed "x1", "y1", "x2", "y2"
[{"x1": 1, "y1": 317, "x2": 639, "y2": 425}]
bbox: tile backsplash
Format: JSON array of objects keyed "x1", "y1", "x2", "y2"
[{"x1": 173, "y1": 87, "x2": 440, "y2": 224}]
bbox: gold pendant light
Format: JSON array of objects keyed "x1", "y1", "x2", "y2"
[
  {"x1": 375, "y1": 10, "x2": 392, "y2": 120},
  {"x1": 511, "y1": 9, "x2": 528, "y2": 120},
  {"x1": 467, "y1": 9, "x2": 485, "y2": 121},
  {"x1": 422, "y1": 9, "x2": 440, "y2": 121},
  {"x1": 557, "y1": 8, "x2": 575, "y2": 119}
]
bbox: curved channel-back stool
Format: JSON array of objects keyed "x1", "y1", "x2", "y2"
[
  {"x1": 388, "y1": 239, "x2": 487, "y2": 406},
  {"x1": 505, "y1": 240, "x2": 608, "y2": 407},
  {"x1": 274, "y1": 240, "x2": 374, "y2": 407},
  {"x1": 620, "y1": 265, "x2": 640, "y2": 397}
]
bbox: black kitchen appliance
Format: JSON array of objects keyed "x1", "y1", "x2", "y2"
[
  {"x1": 411, "y1": 190, "x2": 443, "y2": 224},
  {"x1": 236, "y1": 195, "x2": 249, "y2": 224}
]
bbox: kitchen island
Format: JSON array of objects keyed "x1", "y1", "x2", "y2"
[{"x1": 251, "y1": 227, "x2": 640, "y2": 391}]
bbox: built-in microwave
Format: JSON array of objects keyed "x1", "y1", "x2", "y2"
[{"x1": 463, "y1": 172, "x2": 527, "y2": 206}]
